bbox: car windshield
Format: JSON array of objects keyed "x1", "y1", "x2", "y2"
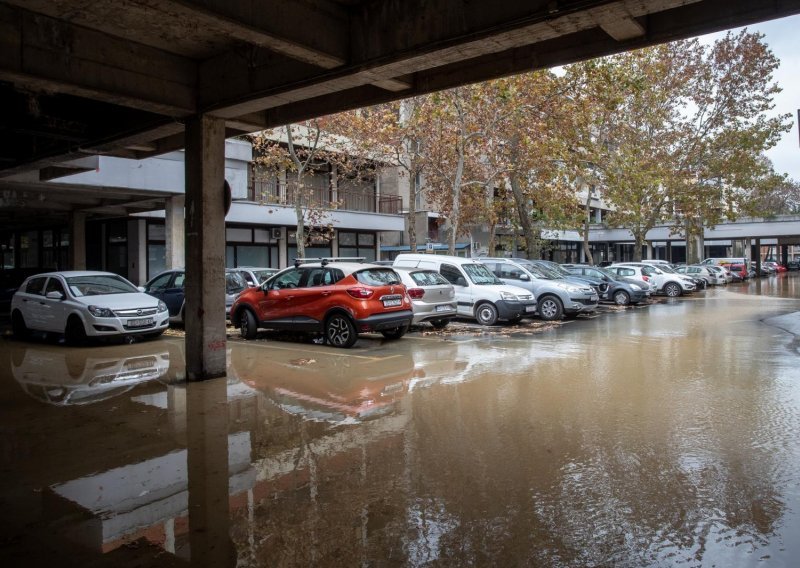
[
  {"x1": 355, "y1": 268, "x2": 401, "y2": 286},
  {"x1": 596, "y1": 267, "x2": 620, "y2": 280},
  {"x1": 225, "y1": 271, "x2": 247, "y2": 293},
  {"x1": 254, "y1": 269, "x2": 276, "y2": 281},
  {"x1": 464, "y1": 263, "x2": 502, "y2": 285},
  {"x1": 539, "y1": 261, "x2": 571, "y2": 277},
  {"x1": 655, "y1": 264, "x2": 676, "y2": 273},
  {"x1": 66, "y1": 274, "x2": 138, "y2": 296},
  {"x1": 527, "y1": 263, "x2": 560, "y2": 279}
]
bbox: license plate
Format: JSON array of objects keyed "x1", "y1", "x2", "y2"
[
  {"x1": 128, "y1": 317, "x2": 154, "y2": 328},
  {"x1": 525, "y1": 305, "x2": 536, "y2": 313},
  {"x1": 590, "y1": 295, "x2": 599, "y2": 301},
  {"x1": 383, "y1": 299, "x2": 401, "y2": 307},
  {"x1": 435, "y1": 304, "x2": 452, "y2": 312}
]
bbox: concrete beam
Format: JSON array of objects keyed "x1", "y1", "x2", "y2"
[{"x1": 0, "y1": 4, "x2": 196, "y2": 116}]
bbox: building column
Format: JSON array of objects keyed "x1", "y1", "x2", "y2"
[
  {"x1": 166, "y1": 195, "x2": 186, "y2": 269},
  {"x1": 70, "y1": 211, "x2": 86, "y2": 270},
  {"x1": 645, "y1": 241, "x2": 653, "y2": 260},
  {"x1": 753, "y1": 238, "x2": 762, "y2": 275},
  {"x1": 781, "y1": 244, "x2": 789, "y2": 267},
  {"x1": 185, "y1": 114, "x2": 227, "y2": 380}
]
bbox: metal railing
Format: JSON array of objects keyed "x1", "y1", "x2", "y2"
[{"x1": 248, "y1": 179, "x2": 402, "y2": 215}]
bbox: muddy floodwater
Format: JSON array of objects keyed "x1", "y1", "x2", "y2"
[{"x1": 1, "y1": 278, "x2": 800, "y2": 567}]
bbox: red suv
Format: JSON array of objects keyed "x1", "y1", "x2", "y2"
[{"x1": 231, "y1": 259, "x2": 413, "y2": 348}]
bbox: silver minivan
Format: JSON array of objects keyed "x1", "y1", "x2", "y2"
[{"x1": 476, "y1": 258, "x2": 598, "y2": 321}]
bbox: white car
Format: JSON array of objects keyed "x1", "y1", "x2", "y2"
[
  {"x1": 614, "y1": 262, "x2": 696, "y2": 297},
  {"x1": 11, "y1": 271, "x2": 169, "y2": 344},
  {"x1": 605, "y1": 265, "x2": 658, "y2": 295}
]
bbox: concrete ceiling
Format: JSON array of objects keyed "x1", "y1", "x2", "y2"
[{"x1": 2, "y1": 0, "x2": 800, "y2": 179}]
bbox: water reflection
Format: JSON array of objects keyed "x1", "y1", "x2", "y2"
[{"x1": 1, "y1": 281, "x2": 800, "y2": 566}]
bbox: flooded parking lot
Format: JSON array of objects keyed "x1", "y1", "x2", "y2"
[{"x1": 1, "y1": 277, "x2": 800, "y2": 567}]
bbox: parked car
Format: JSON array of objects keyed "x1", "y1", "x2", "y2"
[
  {"x1": 143, "y1": 268, "x2": 247, "y2": 323},
  {"x1": 561, "y1": 264, "x2": 650, "y2": 305},
  {"x1": 528, "y1": 259, "x2": 610, "y2": 299},
  {"x1": 231, "y1": 258, "x2": 413, "y2": 348},
  {"x1": 394, "y1": 254, "x2": 536, "y2": 325},
  {"x1": 393, "y1": 267, "x2": 457, "y2": 328},
  {"x1": 704, "y1": 265, "x2": 730, "y2": 285},
  {"x1": 606, "y1": 264, "x2": 658, "y2": 295},
  {"x1": 788, "y1": 259, "x2": 800, "y2": 271},
  {"x1": 726, "y1": 263, "x2": 748, "y2": 281},
  {"x1": 763, "y1": 261, "x2": 786, "y2": 273},
  {"x1": 10, "y1": 271, "x2": 169, "y2": 344},
  {"x1": 614, "y1": 262, "x2": 696, "y2": 297},
  {"x1": 235, "y1": 267, "x2": 279, "y2": 288},
  {"x1": 474, "y1": 257, "x2": 598, "y2": 321},
  {"x1": 674, "y1": 265, "x2": 719, "y2": 287}
]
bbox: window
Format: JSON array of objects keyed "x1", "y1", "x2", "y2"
[
  {"x1": 355, "y1": 268, "x2": 401, "y2": 286},
  {"x1": 439, "y1": 264, "x2": 464, "y2": 286},
  {"x1": 25, "y1": 277, "x2": 47, "y2": 295},
  {"x1": 44, "y1": 277, "x2": 66, "y2": 297},
  {"x1": 409, "y1": 270, "x2": 449, "y2": 286},
  {"x1": 498, "y1": 263, "x2": 523, "y2": 280},
  {"x1": 271, "y1": 269, "x2": 303, "y2": 290},
  {"x1": 147, "y1": 272, "x2": 173, "y2": 292}
]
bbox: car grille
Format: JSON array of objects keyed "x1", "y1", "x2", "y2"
[{"x1": 115, "y1": 307, "x2": 158, "y2": 317}]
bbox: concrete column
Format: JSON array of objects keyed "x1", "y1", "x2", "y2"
[
  {"x1": 166, "y1": 195, "x2": 186, "y2": 269},
  {"x1": 127, "y1": 219, "x2": 147, "y2": 285},
  {"x1": 781, "y1": 244, "x2": 789, "y2": 266},
  {"x1": 665, "y1": 241, "x2": 672, "y2": 263},
  {"x1": 754, "y1": 238, "x2": 762, "y2": 275},
  {"x1": 70, "y1": 211, "x2": 86, "y2": 270},
  {"x1": 185, "y1": 114, "x2": 227, "y2": 380},
  {"x1": 645, "y1": 242, "x2": 653, "y2": 260}
]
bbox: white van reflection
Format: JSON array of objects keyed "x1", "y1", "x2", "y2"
[{"x1": 11, "y1": 343, "x2": 170, "y2": 406}]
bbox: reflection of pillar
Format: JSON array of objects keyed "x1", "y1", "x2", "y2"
[
  {"x1": 166, "y1": 195, "x2": 185, "y2": 270},
  {"x1": 187, "y1": 378, "x2": 233, "y2": 567},
  {"x1": 70, "y1": 211, "x2": 86, "y2": 270},
  {"x1": 185, "y1": 114, "x2": 227, "y2": 380}
]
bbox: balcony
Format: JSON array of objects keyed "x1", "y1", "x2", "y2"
[{"x1": 248, "y1": 179, "x2": 402, "y2": 215}]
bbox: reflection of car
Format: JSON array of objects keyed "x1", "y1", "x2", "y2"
[
  {"x1": 476, "y1": 257, "x2": 597, "y2": 321},
  {"x1": 393, "y1": 267, "x2": 456, "y2": 328},
  {"x1": 232, "y1": 344, "x2": 414, "y2": 423},
  {"x1": 235, "y1": 267, "x2": 279, "y2": 288},
  {"x1": 11, "y1": 341, "x2": 170, "y2": 405},
  {"x1": 10, "y1": 271, "x2": 169, "y2": 344},
  {"x1": 143, "y1": 268, "x2": 247, "y2": 323},
  {"x1": 562, "y1": 264, "x2": 649, "y2": 305},
  {"x1": 231, "y1": 258, "x2": 413, "y2": 348}
]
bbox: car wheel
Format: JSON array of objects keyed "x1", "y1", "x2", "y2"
[
  {"x1": 326, "y1": 314, "x2": 357, "y2": 348},
  {"x1": 475, "y1": 302, "x2": 499, "y2": 326},
  {"x1": 64, "y1": 316, "x2": 87, "y2": 345},
  {"x1": 664, "y1": 282, "x2": 682, "y2": 297},
  {"x1": 613, "y1": 290, "x2": 631, "y2": 306},
  {"x1": 430, "y1": 319, "x2": 450, "y2": 330},
  {"x1": 239, "y1": 310, "x2": 258, "y2": 340},
  {"x1": 11, "y1": 310, "x2": 29, "y2": 339},
  {"x1": 537, "y1": 296, "x2": 563, "y2": 321},
  {"x1": 381, "y1": 324, "x2": 408, "y2": 340}
]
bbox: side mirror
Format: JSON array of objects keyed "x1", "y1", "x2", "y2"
[
  {"x1": 456, "y1": 277, "x2": 467, "y2": 287},
  {"x1": 519, "y1": 274, "x2": 530, "y2": 281},
  {"x1": 46, "y1": 290, "x2": 64, "y2": 300},
  {"x1": 138, "y1": 286, "x2": 146, "y2": 292}
]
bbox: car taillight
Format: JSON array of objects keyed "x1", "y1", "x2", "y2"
[
  {"x1": 642, "y1": 275, "x2": 649, "y2": 281},
  {"x1": 407, "y1": 287, "x2": 425, "y2": 300},
  {"x1": 346, "y1": 287, "x2": 374, "y2": 299}
]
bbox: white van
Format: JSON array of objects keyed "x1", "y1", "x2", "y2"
[{"x1": 393, "y1": 254, "x2": 537, "y2": 326}]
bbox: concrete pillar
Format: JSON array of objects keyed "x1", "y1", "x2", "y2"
[
  {"x1": 185, "y1": 114, "x2": 227, "y2": 380},
  {"x1": 781, "y1": 244, "x2": 789, "y2": 266},
  {"x1": 70, "y1": 211, "x2": 86, "y2": 270},
  {"x1": 127, "y1": 219, "x2": 147, "y2": 285},
  {"x1": 754, "y1": 238, "x2": 762, "y2": 275},
  {"x1": 166, "y1": 195, "x2": 186, "y2": 269},
  {"x1": 665, "y1": 241, "x2": 672, "y2": 263},
  {"x1": 645, "y1": 242, "x2": 653, "y2": 260}
]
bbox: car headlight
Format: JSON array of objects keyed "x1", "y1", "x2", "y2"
[
  {"x1": 88, "y1": 305, "x2": 114, "y2": 317},
  {"x1": 499, "y1": 291, "x2": 518, "y2": 300},
  {"x1": 158, "y1": 300, "x2": 168, "y2": 312}
]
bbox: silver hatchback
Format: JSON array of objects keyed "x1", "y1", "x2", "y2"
[{"x1": 393, "y1": 267, "x2": 457, "y2": 329}]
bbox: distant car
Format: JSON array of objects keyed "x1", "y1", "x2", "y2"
[
  {"x1": 726, "y1": 263, "x2": 748, "y2": 281},
  {"x1": 787, "y1": 260, "x2": 800, "y2": 271},
  {"x1": 605, "y1": 265, "x2": 659, "y2": 295},
  {"x1": 235, "y1": 267, "x2": 279, "y2": 288},
  {"x1": 143, "y1": 268, "x2": 247, "y2": 323},
  {"x1": 10, "y1": 271, "x2": 169, "y2": 344},
  {"x1": 675, "y1": 265, "x2": 718, "y2": 287},
  {"x1": 614, "y1": 262, "x2": 696, "y2": 297},
  {"x1": 704, "y1": 265, "x2": 730, "y2": 285},
  {"x1": 561, "y1": 264, "x2": 649, "y2": 305},
  {"x1": 393, "y1": 267, "x2": 457, "y2": 328},
  {"x1": 231, "y1": 258, "x2": 413, "y2": 348},
  {"x1": 529, "y1": 259, "x2": 610, "y2": 299}
]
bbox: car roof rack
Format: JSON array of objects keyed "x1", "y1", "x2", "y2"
[{"x1": 293, "y1": 257, "x2": 366, "y2": 268}]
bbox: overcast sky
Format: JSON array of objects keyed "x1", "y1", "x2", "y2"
[{"x1": 700, "y1": 14, "x2": 800, "y2": 181}]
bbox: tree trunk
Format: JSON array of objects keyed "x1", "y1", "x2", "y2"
[
  {"x1": 448, "y1": 148, "x2": 465, "y2": 256},
  {"x1": 509, "y1": 173, "x2": 538, "y2": 259},
  {"x1": 581, "y1": 191, "x2": 595, "y2": 265},
  {"x1": 407, "y1": 181, "x2": 418, "y2": 254},
  {"x1": 293, "y1": 176, "x2": 306, "y2": 259},
  {"x1": 633, "y1": 231, "x2": 644, "y2": 262}
]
